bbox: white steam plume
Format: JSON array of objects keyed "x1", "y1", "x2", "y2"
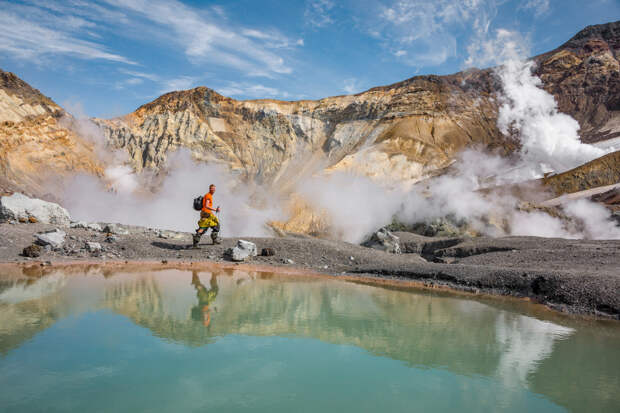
[
  {"x1": 62, "y1": 150, "x2": 284, "y2": 236},
  {"x1": 497, "y1": 59, "x2": 606, "y2": 175},
  {"x1": 292, "y1": 29, "x2": 618, "y2": 242}
]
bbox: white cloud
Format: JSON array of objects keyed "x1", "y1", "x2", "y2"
[
  {"x1": 215, "y1": 82, "x2": 288, "y2": 99},
  {"x1": 3, "y1": 0, "x2": 300, "y2": 78},
  {"x1": 519, "y1": 0, "x2": 551, "y2": 17},
  {"x1": 374, "y1": 0, "x2": 498, "y2": 67},
  {"x1": 159, "y1": 76, "x2": 199, "y2": 94},
  {"x1": 114, "y1": 77, "x2": 143, "y2": 90},
  {"x1": 119, "y1": 69, "x2": 161, "y2": 82},
  {"x1": 342, "y1": 78, "x2": 363, "y2": 94},
  {"x1": 305, "y1": 0, "x2": 336, "y2": 28},
  {"x1": 102, "y1": 0, "x2": 297, "y2": 76},
  {"x1": 0, "y1": 6, "x2": 135, "y2": 65}
]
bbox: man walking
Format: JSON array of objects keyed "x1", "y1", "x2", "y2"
[{"x1": 193, "y1": 184, "x2": 221, "y2": 247}]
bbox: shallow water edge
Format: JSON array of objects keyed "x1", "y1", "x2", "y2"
[{"x1": 1, "y1": 259, "x2": 616, "y2": 324}]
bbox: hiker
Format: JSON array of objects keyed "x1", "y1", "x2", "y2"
[
  {"x1": 190, "y1": 271, "x2": 218, "y2": 327},
  {"x1": 193, "y1": 184, "x2": 221, "y2": 247}
]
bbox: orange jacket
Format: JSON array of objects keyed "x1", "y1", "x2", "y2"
[{"x1": 202, "y1": 193, "x2": 213, "y2": 213}]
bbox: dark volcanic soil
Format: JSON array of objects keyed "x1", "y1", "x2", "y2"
[{"x1": 1, "y1": 222, "x2": 619, "y2": 319}]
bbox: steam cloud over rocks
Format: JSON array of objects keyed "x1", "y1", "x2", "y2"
[
  {"x1": 53, "y1": 29, "x2": 618, "y2": 243},
  {"x1": 63, "y1": 150, "x2": 285, "y2": 237}
]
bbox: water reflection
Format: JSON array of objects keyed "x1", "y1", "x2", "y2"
[
  {"x1": 190, "y1": 271, "x2": 218, "y2": 326},
  {"x1": 0, "y1": 267, "x2": 618, "y2": 412}
]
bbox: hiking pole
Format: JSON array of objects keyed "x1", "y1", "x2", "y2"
[{"x1": 216, "y1": 206, "x2": 221, "y2": 237}]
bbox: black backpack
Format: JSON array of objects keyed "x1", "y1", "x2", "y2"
[{"x1": 193, "y1": 195, "x2": 204, "y2": 211}]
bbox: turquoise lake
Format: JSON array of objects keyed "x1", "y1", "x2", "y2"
[{"x1": 0, "y1": 266, "x2": 618, "y2": 412}]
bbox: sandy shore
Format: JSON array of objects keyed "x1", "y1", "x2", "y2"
[{"x1": 1, "y1": 222, "x2": 619, "y2": 319}]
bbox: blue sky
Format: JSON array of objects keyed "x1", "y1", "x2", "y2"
[{"x1": 1, "y1": 0, "x2": 618, "y2": 118}]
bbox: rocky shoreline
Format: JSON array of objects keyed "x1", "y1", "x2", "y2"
[{"x1": 1, "y1": 220, "x2": 618, "y2": 320}]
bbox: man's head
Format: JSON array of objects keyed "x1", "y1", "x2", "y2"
[{"x1": 209, "y1": 184, "x2": 216, "y2": 194}]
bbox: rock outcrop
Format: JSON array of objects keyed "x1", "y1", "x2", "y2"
[
  {"x1": 0, "y1": 193, "x2": 71, "y2": 225},
  {"x1": 535, "y1": 22, "x2": 620, "y2": 143},
  {"x1": 0, "y1": 69, "x2": 102, "y2": 198},
  {"x1": 541, "y1": 150, "x2": 620, "y2": 195}
]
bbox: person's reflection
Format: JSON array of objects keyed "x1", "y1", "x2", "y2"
[{"x1": 191, "y1": 271, "x2": 219, "y2": 327}]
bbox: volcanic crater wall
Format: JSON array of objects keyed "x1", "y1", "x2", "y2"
[{"x1": 96, "y1": 22, "x2": 620, "y2": 188}]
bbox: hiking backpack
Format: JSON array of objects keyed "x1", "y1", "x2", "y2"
[{"x1": 193, "y1": 195, "x2": 204, "y2": 211}]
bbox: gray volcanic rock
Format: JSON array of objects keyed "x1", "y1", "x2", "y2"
[
  {"x1": 0, "y1": 193, "x2": 71, "y2": 226},
  {"x1": 102, "y1": 223, "x2": 130, "y2": 235},
  {"x1": 34, "y1": 229, "x2": 66, "y2": 249},
  {"x1": 70, "y1": 221, "x2": 103, "y2": 231},
  {"x1": 363, "y1": 228, "x2": 402, "y2": 254},
  {"x1": 85, "y1": 242, "x2": 102, "y2": 253},
  {"x1": 225, "y1": 239, "x2": 258, "y2": 262}
]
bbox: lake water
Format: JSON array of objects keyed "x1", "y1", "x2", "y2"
[{"x1": 0, "y1": 265, "x2": 618, "y2": 412}]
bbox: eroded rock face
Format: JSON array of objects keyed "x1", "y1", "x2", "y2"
[
  {"x1": 96, "y1": 22, "x2": 620, "y2": 188},
  {"x1": 97, "y1": 73, "x2": 504, "y2": 186},
  {"x1": 0, "y1": 70, "x2": 103, "y2": 197}
]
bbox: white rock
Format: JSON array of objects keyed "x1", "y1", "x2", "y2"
[
  {"x1": 0, "y1": 193, "x2": 71, "y2": 226},
  {"x1": 157, "y1": 230, "x2": 186, "y2": 240},
  {"x1": 70, "y1": 221, "x2": 103, "y2": 231},
  {"x1": 226, "y1": 239, "x2": 258, "y2": 262},
  {"x1": 35, "y1": 229, "x2": 66, "y2": 249},
  {"x1": 85, "y1": 242, "x2": 102, "y2": 253},
  {"x1": 102, "y1": 223, "x2": 130, "y2": 235}
]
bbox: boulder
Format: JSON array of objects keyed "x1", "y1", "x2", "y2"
[
  {"x1": 225, "y1": 240, "x2": 258, "y2": 262},
  {"x1": 362, "y1": 228, "x2": 401, "y2": 254},
  {"x1": 22, "y1": 244, "x2": 41, "y2": 258},
  {"x1": 70, "y1": 221, "x2": 103, "y2": 231},
  {"x1": 102, "y1": 223, "x2": 130, "y2": 235},
  {"x1": 35, "y1": 229, "x2": 66, "y2": 249},
  {"x1": 0, "y1": 193, "x2": 71, "y2": 225},
  {"x1": 261, "y1": 247, "x2": 275, "y2": 256},
  {"x1": 85, "y1": 242, "x2": 102, "y2": 253}
]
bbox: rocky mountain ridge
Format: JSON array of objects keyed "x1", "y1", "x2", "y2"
[{"x1": 96, "y1": 21, "x2": 620, "y2": 188}]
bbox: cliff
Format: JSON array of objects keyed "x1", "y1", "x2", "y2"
[{"x1": 0, "y1": 70, "x2": 102, "y2": 198}]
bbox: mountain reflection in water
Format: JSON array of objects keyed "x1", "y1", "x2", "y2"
[{"x1": 0, "y1": 266, "x2": 618, "y2": 412}]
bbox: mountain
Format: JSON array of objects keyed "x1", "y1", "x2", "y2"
[
  {"x1": 96, "y1": 21, "x2": 620, "y2": 188},
  {"x1": 0, "y1": 70, "x2": 102, "y2": 198},
  {"x1": 0, "y1": 22, "x2": 618, "y2": 207}
]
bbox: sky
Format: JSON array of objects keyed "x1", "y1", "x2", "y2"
[{"x1": 0, "y1": 0, "x2": 618, "y2": 118}]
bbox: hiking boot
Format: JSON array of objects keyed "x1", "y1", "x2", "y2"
[
  {"x1": 211, "y1": 233, "x2": 221, "y2": 244},
  {"x1": 192, "y1": 233, "x2": 201, "y2": 248}
]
